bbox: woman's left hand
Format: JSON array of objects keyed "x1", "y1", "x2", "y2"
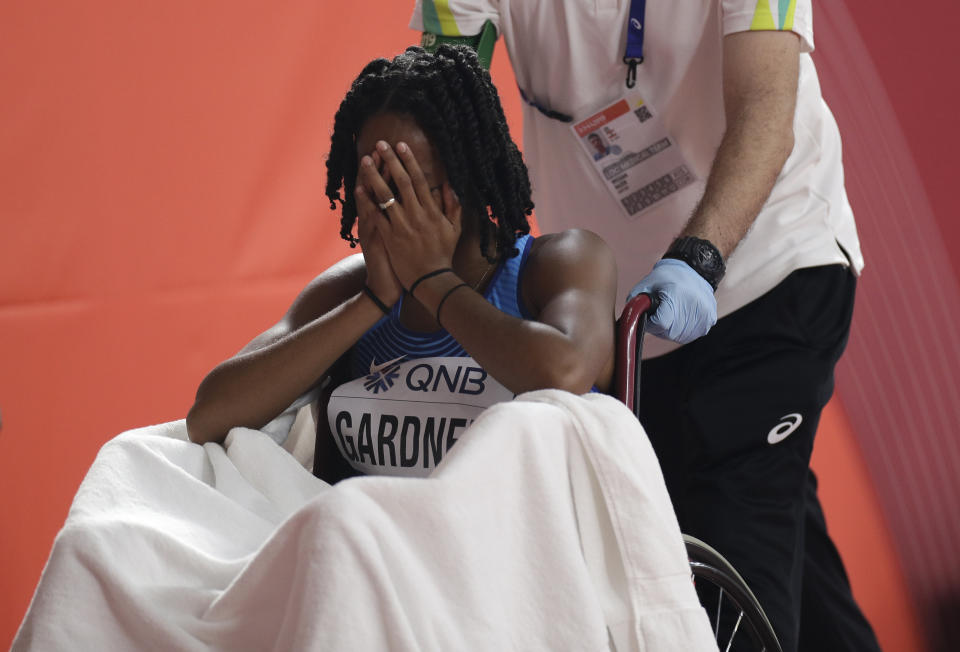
[{"x1": 357, "y1": 141, "x2": 462, "y2": 290}]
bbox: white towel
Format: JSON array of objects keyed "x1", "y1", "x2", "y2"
[{"x1": 13, "y1": 390, "x2": 716, "y2": 651}]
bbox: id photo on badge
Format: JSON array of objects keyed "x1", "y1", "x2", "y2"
[{"x1": 585, "y1": 131, "x2": 622, "y2": 161}]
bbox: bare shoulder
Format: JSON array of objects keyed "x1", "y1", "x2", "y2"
[
  {"x1": 527, "y1": 228, "x2": 616, "y2": 274},
  {"x1": 285, "y1": 254, "x2": 367, "y2": 329},
  {"x1": 522, "y1": 229, "x2": 617, "y2": 313}
]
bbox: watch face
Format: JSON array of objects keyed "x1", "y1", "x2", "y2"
[
  {"x1": 698, "y1": 246, "x2": 720, "y2": 272},
  {"x1": 666, "y1": 237, "x2": 724, "y2": 288}
]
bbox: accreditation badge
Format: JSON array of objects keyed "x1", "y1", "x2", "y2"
[{"x1": 572, "y1": 92, "x2": 697, "y2": 220}]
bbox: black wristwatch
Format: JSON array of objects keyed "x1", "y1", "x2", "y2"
[{"x1": 663, "y1": 236, "x2": 726, "y2": 291}]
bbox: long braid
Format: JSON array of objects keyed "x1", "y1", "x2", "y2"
[{"x1": 325, "y1": 45, "x2": 533, "y2": 258}]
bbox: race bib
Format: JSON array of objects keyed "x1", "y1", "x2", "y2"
[
  {"x1": 327, "y1": 356, "x2": 514, "y2": 477},
  {"x1": 572, "y1": 92, "x2": 698, "y2": 220}
]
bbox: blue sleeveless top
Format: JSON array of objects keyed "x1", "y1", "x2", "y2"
[
  {"x1": 326, "y1": 235, "x2": 534, "y2": 478},
  {"x1": 348, "y1": 234, "x2": 534, "y2": 380}
]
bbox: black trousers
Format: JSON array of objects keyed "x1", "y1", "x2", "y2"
[{"x1": 639, "y1": 265, "x2": 882, "y2": 652}]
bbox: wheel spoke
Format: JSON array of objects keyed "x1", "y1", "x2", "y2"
[
  {"x1": 714, "y1": 587, "x2": 723, "y2": 640},
  {"x1": 686, "y1": 536, "x2": 782, "y2": 652},
  {"x1": 723, "y1": 610, "x2": 743, "y2": 652}
]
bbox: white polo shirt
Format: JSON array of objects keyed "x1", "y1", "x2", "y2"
[{"x1": 411, "y1": 0, "x2": 863, "y2": 358}]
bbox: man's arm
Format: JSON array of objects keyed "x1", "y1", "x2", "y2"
[
  {"x1": 629, "y1": 30, "x2": 800, "y2": 343},
  {"x1": 681, "y1": 30, "x2": 800, "y2": 257}
]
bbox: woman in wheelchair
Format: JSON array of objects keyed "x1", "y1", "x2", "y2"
[{"x1": 186, "y1": 45, "x2": 619, "y2": 477}]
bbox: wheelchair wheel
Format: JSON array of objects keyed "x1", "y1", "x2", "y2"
[{"x1": 684, "y1": 535, "x2": 783, "y2": 652}]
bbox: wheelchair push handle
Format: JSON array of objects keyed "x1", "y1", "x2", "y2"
[
  {"x1": 614, "y1": 292, "x2": 658, "y2": 418},
  {"x1": 628, "y1": 291, "x2": 658, "y2": 317}
]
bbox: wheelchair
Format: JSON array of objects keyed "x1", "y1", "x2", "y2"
[{"x1": 618, "y1": 294, "x2": 782, "y2": 652}]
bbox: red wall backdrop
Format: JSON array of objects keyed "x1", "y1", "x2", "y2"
[
  {"x1": 0, "y1": 2, "x2": 955, "y2": 649},
  {"x1": 812, "y1": 3, "x2": 960, "y2": 650}
]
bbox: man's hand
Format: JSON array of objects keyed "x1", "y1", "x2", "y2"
[{"x1": 627, "y1": 259, "x2": 717, "y2": 344}]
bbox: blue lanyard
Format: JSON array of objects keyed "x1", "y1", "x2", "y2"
[
  {"x1": 518, "y1": 0, "x2": 646, "y2": 120},
  {"x1": 624, "y1": 0, "x2": 646, "y2": 88}
]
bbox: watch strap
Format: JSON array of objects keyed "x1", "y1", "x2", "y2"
[{"x1": 663, "y1": 236, "x2": 725, "y2": 290}]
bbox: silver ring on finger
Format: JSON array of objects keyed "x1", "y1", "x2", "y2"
[{"x1": 377, "y1": 197, "x2": 396, "y2": 211}]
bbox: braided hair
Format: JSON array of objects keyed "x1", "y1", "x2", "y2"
[{"x1": 325, "y1": 45, "x2": 533, "y2": 261}]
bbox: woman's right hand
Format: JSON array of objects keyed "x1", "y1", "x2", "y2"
[{"x1": 355, "y1": 183, "x2": 402, "y2": 306}]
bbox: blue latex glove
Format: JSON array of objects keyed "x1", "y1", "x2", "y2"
[{"x1": 627, "y1": 258, "x2": 717, "y2": 344}]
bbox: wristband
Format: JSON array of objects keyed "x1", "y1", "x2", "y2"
[
  {"x1": 436, "y1": 283, "x2": 470, "y2": 328},
  {"x1": 408, "y1": 267, "x2": 453, "y2": 298},
  {"x1": 362, "y1": 285, "x2": 390, "y2": 315}
]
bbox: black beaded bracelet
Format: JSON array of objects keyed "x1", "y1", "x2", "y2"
[
  {"x1": 362, "y1": 285, "x2": 390, "y2": 315},
  {"x1": 408, "y1": 267, "x2": 453, "y2": 298},
  {"x1": 435, "y1": 282, "x2": 470, "y2": 328}
]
